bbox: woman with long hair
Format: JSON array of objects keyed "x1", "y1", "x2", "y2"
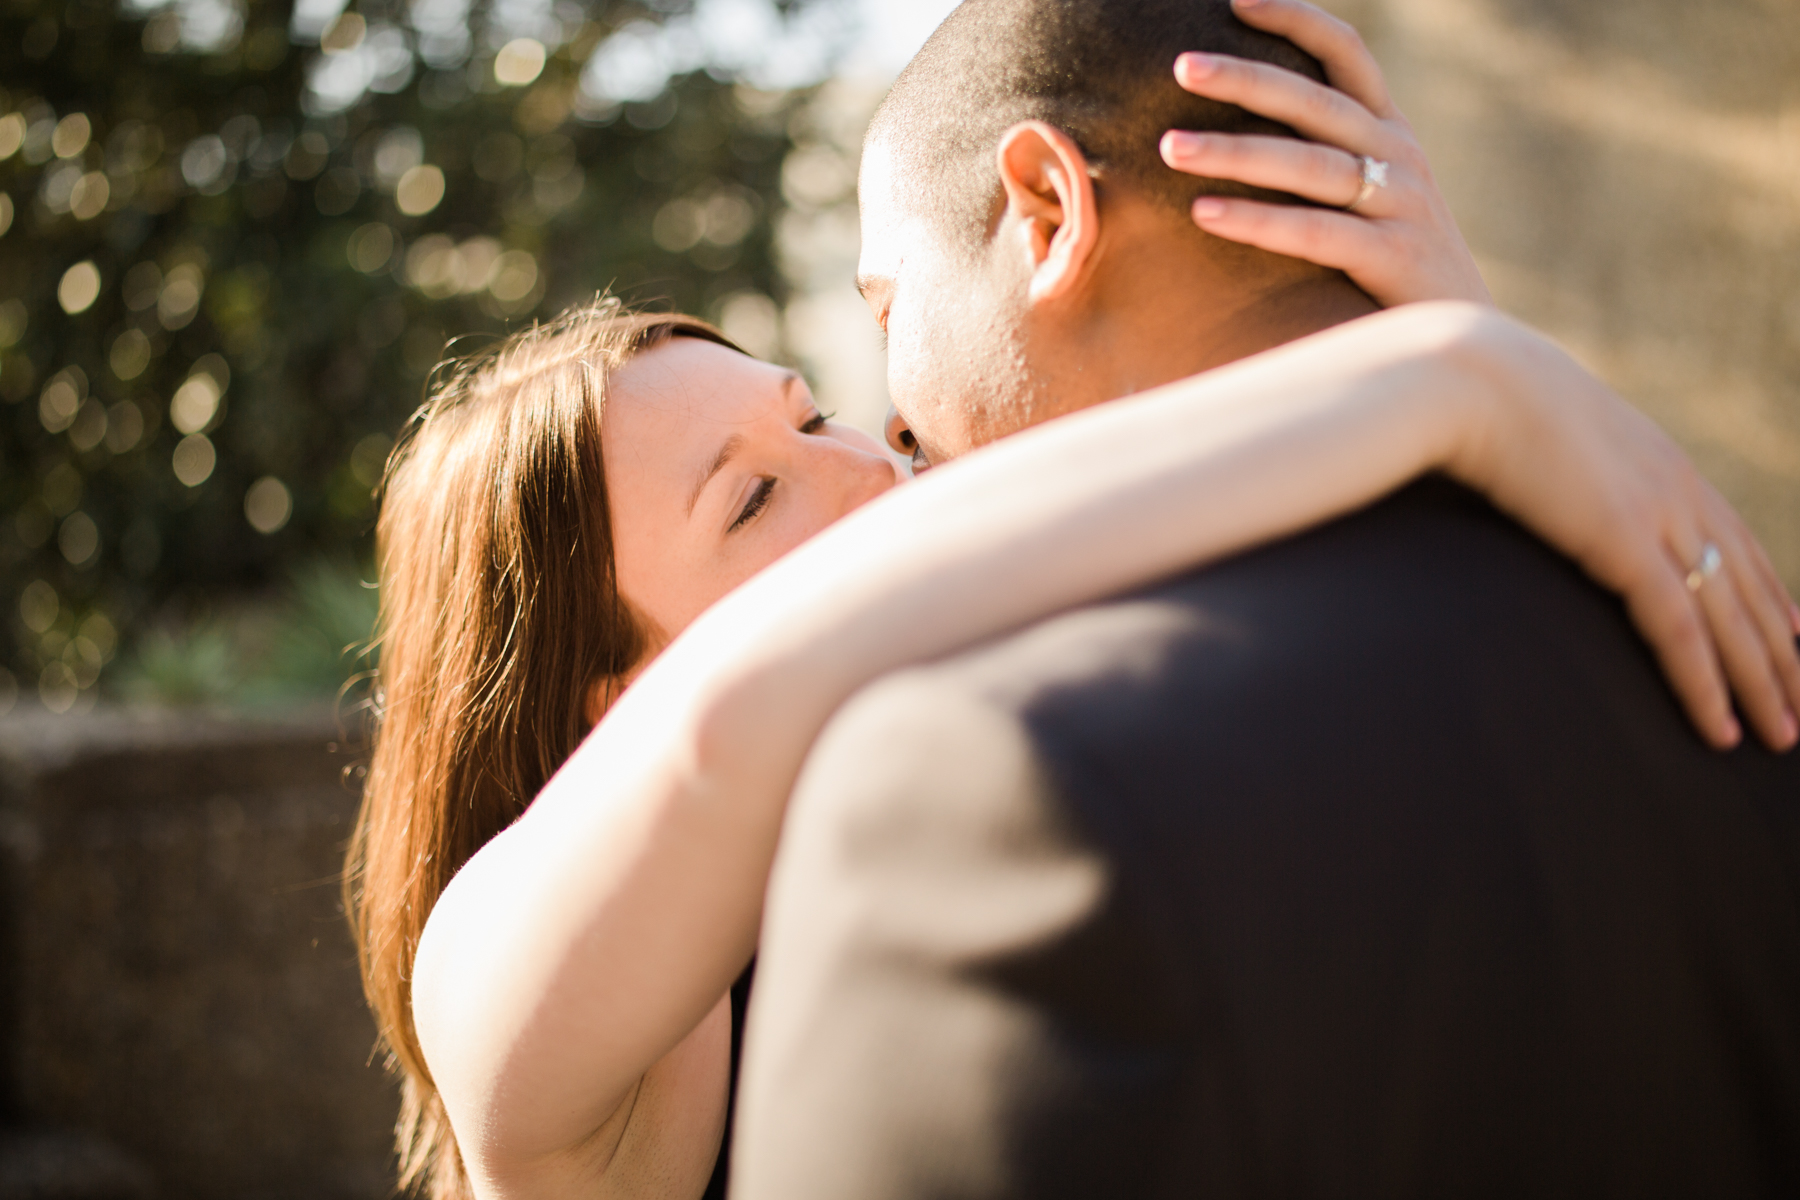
[{"x1": 346, "y1": 6, "x2": 1800, "y2": 1198}]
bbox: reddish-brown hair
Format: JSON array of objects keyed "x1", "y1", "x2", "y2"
[{"x1": 344, "y1": 297, "x2": 739, "y2": 1199}]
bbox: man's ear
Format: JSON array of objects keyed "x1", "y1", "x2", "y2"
[{"x1": 995, "y1": 120, "x2": 1099, "y2": 305}]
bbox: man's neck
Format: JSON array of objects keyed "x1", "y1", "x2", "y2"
[
  {"x1": 1181, "y1": 272, "x2": 1383, "y2": 377},
  {"x1": 1033, "y1": 208, "x2": 1381, "y2": 415}
]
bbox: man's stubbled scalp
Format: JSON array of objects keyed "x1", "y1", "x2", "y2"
[{"x1": 867, "y1": 0, "x2": 1328, "y2": 246}]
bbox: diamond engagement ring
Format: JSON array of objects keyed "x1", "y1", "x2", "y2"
[
  {"x1": 1686, "y1": 543, "x2": 1724, "y2": 592},
  {"x1": 1346, "y1": 155, "x2": 1389, "y2": 212}
]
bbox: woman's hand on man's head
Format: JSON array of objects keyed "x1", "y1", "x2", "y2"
[{"x1": 1161, "y1": 0, "x2": 1493, "y2": 309}]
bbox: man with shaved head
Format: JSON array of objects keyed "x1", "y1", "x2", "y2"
[
  {"x1": 730, "y1": 0, "x2": 1800, "y2": 1195},
  {"x1": 859, "y1": 0, "x2": 1364, "y2": 462}
]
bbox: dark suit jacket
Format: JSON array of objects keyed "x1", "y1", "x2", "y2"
[{"x1": 732, "y1": 479, "x2": 1800, "y2": 1199}]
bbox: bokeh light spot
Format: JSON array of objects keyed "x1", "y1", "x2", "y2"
[
  {"x1": 349, "y1": 432, "x2": 393, "y2": 486},
  {"x1": 245, "y1": 477, "x2": 293, "y2": 534},
  {"x1": 68, "y1": 400, "x2": 108, "y2": 452},
  {"x1": 70, "y1": 172, "x2": 110, "y2": 220},
  {"x1": 172, "y1": 434, "x2": 217, "y2": 487},
  {"x1": 347, "y1": 222, "x2": 397, "y2": 273},
  {"x1": 158, "y1": 264, "x2": 206, "y2": 329},
  {"x1": 394, "y1": 164, "x2": 445, "y2": 216},
  {"x1": 42, "y1": 461, "x2": 84, "y2": 516},
  {"x1": 38, "y1": 368, "x2": 85, "y2": 434},
  {"x1": 59, "y1": 512, "x2": 100, "y2": 567},
  {"x1": 0, "y1": 114, "x2": 25, "y2": 161},
  {"x1": 142, "y1": 11, "x2": 180, "y2": 53},
  {"x1": 488, "y1": 250, "x2": 539, "y2": 304},
  {"x1": 718, "y1": 292, "x2": 781, "y2": 359},
  {"x1": 0, "y1": 298, "x2": 25, "y2": 345},
  {"x1": 494, "y1": 39, "x2": 547, "y2": 87},
  {"x1": 181, "y1": 135, "x2": 231, "y2": 191},
  {"x1": 51, "y1": 114, "x2": 91, "y2": 159},
  {"x1": 111, "y1": 329, "x2": 153, "y2": 380},
  {"x1": 19, "y1": 580, "x2": 59, "y2": 634},
  {"x1": 171, "y1": 374, "x2": 223, "y2": 434},
  {"x1": 58, "y1": 262, "x2": 102, "y2": 314}
]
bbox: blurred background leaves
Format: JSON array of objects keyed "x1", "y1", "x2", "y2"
[
  {"x1": 7, "y1": 0, "x2": 1793, "y2": 716},
  {"x1": 1, "y1": 0, "x2": 855, "y2": 712}
]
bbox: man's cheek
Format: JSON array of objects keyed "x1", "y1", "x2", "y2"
[{"x1": 883, "y1": 336, "x2": 930, "y2": 419}]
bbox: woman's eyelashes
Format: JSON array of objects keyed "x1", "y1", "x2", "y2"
[
  {"x1": 730, "y1": 477, "x2": 776, "y2": 531},
  {"x1": 729, "y1": 411, "x2": 826, "y2": 532}
]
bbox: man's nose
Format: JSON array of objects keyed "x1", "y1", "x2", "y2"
[{"x1": 884, "y1": 406, "x2": 918, "y2": 457}]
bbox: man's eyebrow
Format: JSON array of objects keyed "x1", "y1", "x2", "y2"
[{"x1": 687, "y1": 433, "x2": 745, "y2": 518}]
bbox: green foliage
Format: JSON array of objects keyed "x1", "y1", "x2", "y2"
[
  {"x1": 111, "y1": 556, "x2": 378, "y2": 705},
  {"x1": 257, "y1": 557, "x2": 379, "y2": 696},
  {"x1": 0, "y1": 0, "x2": 809, "y2": 711},
  {"x1": 113, "y1": 621, "x2": 239, "y2": 705}
]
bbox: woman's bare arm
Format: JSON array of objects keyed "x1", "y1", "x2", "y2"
[{"x1": 413, "y1": 302, "x2": 1800, "y2": 1197}]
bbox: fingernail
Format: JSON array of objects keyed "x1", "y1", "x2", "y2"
[
  {"x1": 1193, "y1": 197, "x2": 1227, "y2": 221},
  {"x1": 1234, "y1": 0, "x2": 1266, "y2": 8},
  {"x1": 1177, "y1": 52, "x2": 1218, "y2": 79},
  {"x1": 1782, "y1": 710, "x2": 1799, "y2": 749},
  {"x1": 1723, "y1": 715, "x2": 1743, "y2": 748},
  {"x1": 1161, "y1": 130, "x2": 1200, "y2": 160}
]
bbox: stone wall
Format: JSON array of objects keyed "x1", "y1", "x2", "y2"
[{"x1": 0, "y1": 710, "x2": 397, "y2": 1199}]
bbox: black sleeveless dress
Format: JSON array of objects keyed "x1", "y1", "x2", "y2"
[{"x1": 700, "y1": 962, "x2": 754, "y2": 1200}]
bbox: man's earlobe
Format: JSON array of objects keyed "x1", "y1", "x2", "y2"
[{"x1": 995, "y1": 121, "x2": 1099, "y2": 305}]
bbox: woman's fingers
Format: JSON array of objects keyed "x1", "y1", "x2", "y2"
[
  {"x1": 1184, "y1": 195, "x2": 1384, "y2": 272},
  {"x1": 1686, "y1": 532, "x2": 1798, "y2": 750},
  {"x1": 1227, "y1": 0, "x2": 1399, "y2": 119},
  {"x1": 1696, "y1": 560, "x2": 1787, "y2": 750},
  {"x1": 1664, "y1": 493, "x2": 1800, "y2": 751},
  {"x1": 1162, "y1": 131, "x2": 1372, "y2": 210},
  {"x1": 1625, "y1": 554, "x2": 1739, "y2": 750},
  {"x1": 1706, "y1": 505, "x2": 1800, "y2": 743},
  {"x1": 1174, "y1": 52, "x2": 1391, "y2": 159},
  {"x1": 1737, "y1": 552, "x2": 1800, "y2": 730}
]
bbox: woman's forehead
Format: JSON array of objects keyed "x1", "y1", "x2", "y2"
[
  {"x1": 610, "y1": 339, "x2": 794, "y2": 424},
  {"x1": 602, "y1": 340, "x2": 803, "y2": 498}
]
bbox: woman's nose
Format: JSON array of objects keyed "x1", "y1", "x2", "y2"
[{"x1": 884, "y1": 406, "x2": 917, "y2": 457}]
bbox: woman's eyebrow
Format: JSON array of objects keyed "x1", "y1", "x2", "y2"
[{"x1": 687, "y1": 433, "x2": 745, "y2": 517}]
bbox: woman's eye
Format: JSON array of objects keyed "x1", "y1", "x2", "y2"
[
  {"x1": 801, "y1": 412, "x2": 827, "y2": 435},
  {"x1": 731, "y1": 477, "x2": 776, "y2": 531}
]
